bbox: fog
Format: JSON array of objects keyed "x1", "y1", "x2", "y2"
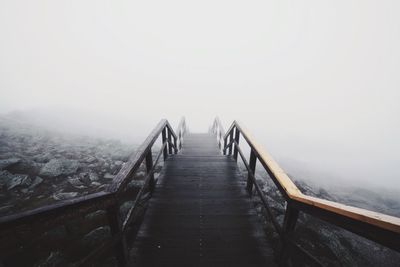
[{"x1": 1, "y1": 1, "x2": 399, "y2": 191}]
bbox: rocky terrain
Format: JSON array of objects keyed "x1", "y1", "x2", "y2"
[
  {"x1": 0, "y1": 116, "x2": 399, "y2": 266},
  {"x1": 0, "y1": 116, "x2": 136, "y2": 217},
  {"x1": 249, "y1": 168, "x2": 400, "y2": 267}
]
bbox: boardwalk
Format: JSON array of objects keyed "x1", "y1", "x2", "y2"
[
  {"x1": 1, "y1": 118, "x2": 399, "y2": 266},
  {"x1": 131, "y1": 133, "x2": 276, "y2": 266}
]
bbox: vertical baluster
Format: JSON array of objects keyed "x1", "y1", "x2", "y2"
[
  {"x1": 107, "y1": 204, "x2": 128, "y2": 267},
  {"x1": 145, "y1": 149, "x2": 155, "y2": 193},
  {"x1": 279, "y1": 204, "x2": 300, "y2": 265},
  {"x1": 167, "y1": 128, "x2": 173, "y2": 154},
  {"x1": 173, "y1": 135, "x2": 178, "y2": 154},
  {"x1": 246, "y1": 150, "x2": 257, "y2": 195},
  {"x1": 228, "y1": 129, "x2": 234, "y2": 155},
  {"x1": 233, "y1": 128, "x2": 240, "y2": 161},
  {"x1": 179, "y1": 131, "x2": 182, "y2": 150},
  {"x1": 223, "y1": 136, "x2": 227, "y2": 155},
  {"x1": 218, "y1": 128, "x2": 221, "y2": 149},
  {"x1": 162, "y1": 128, "x2": 168, "y2": 160}
]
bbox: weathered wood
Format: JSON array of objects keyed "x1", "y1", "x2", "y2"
[
  {"x1": 107, "y1": 204, "x2": 128, "y2": 267},
  {"x1": 0, "y1": 191, "x2": 114, "y2": 231},
  {"x1": 233, "y1": 127, "x2": 240, "y2": 161},
  {"x1": 107, "y1": 119, "x2": 168, "y2": 193},
  {"x1": 162, "y1": 128, "x2": 168, "y2": 161},
  {"x1": 228, "y1": 129, "x2": 234, "y2": 155},
  {"x1": 145, "y1": 149, "x2": 155, "y2": 193},
  {"x1": 246, "y1": 150, "x2": 257, "y2": 195},
  {"x1": 279, "y1": 204, "x2": 299, "y2": 265},
  {"x1": 220, "y1": 119, "x2": 400, "y2": 254},
  {"x1": 226, "y1": 121, "x2": 301, "y2": 199},
  {"x1": 291, "y1": 195, "x2": 400, "y2": 252},
  {"x1": 131, "y1": 133, "x2": 276, "y2": 266},
  {"x1": 167, "y1": 129, "x2": 173, "y2": 155},
  {"x1": 173, "y1": 135, "x2": 178, "y2": 154}
]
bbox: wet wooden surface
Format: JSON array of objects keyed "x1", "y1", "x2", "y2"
[{"x1": 131, "y1": 133, "x2": 276, "y2": 266}]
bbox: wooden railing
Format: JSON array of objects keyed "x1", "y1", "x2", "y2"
[
  {"x1": 0, "y1": 117, "x2": 187, "y2": 267},
  {"x1": 211, "y1": 117, "x2": 400, "y2": 266}
]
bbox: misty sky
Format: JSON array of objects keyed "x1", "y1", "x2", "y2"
[{"x1": 0, "y1": 1, "x2": 399, "y2": 189}]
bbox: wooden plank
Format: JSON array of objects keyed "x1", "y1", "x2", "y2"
[
  {"x1": 131, "y1": 133, "x2": 276, "y2": 266},
  {"x1": 0, "y1": 191, "x2": 114, "y2": 231}
]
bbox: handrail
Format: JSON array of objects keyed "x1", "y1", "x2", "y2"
[
  {"x1": 211, "y1": 117, "x2": 400, "y2": 265},
  {"x1": 0, "y1": 117, "x2": 187, "y2": 267}
]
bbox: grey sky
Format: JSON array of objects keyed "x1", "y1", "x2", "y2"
[{"x1": 0, "y1": 0, "x2": 399, "y2": 189}]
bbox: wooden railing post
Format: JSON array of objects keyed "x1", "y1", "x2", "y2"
[
  {"x1": 279, "y1": 203, "x2": 299, "y2": 265},
  {"x1": 145, "y1": 149, "x2": 155, "y2": 193},
  {"x1": 233, "y1": 128, "x2": 240, "y2": 161},
  {"x1": 228, "y1": 129, "x2": 234, "y2": 155},
  {"x1": 173, "y1": 135, "x2": 177, "y2": 154},
  {"x1": 107, "y1": 204, "x2": 128, "y2": 267},
  {"x1": 246, "y1": 150, "x2": 257, "y2": 195},
  {"x1": 219, "y1": 131, "x2": 223, "y2": 149},
  {"x1": 179, "y1": 131, "x2": 182, "y2": 150},
  {"x1": 162, "y1": 128, "x2": 168, "y2": 160},
  {"x1": 167, "y1": 129, "x2": 173, "y2": 154},
  {"x1": 223, "y1": 136, "x2": 227, "y2": 155}
]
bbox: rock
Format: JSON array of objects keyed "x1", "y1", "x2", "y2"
[
  {"x1": 68, "y1": 177, "x2": 85, "y2": 188},
  {"x1": 29, "y1": 176, "x2": 43, "y2": 189},
  {"x1": 78, "y1": 172, "x2": 92, "y2": 184},
  {"x1": 89, "y1": 172, "x2": 99, "y2": 181},
  {"x1": 109, "y1": 164, "x2": 119, "y2": 173},
  {"x1": 52, "y1": 192, "x2": 78, "y2": 201},
  {"x1": 0, "y1": 158, "x2": 20, "y2": 170},
  {"x1": 83, "y1": 156, "x2": 97, "y2": 164},
  {"x1": 7, "y1": 173, "x2": 30, "y2": 190},
  {"x1": 6, "y1": 159, "x2": 42, "y2": 176},
  {"x1": 40, "y1": 160, "x2": 63, "y2": 177},
  {"x1": 91, "y1": 182, "x2": 101, "y2": 187},
  {"x1": 103, "y1": 173, "x2": 114, "y2": 179},
  {"x1": 33, "y1": 153, "x2": 52, "y2": 163},
  {"x1": 127, "y1": 179, "x2": 144, "y2": 189},
  {"x1": 114, "y1": 160, "x2": 123, "y2": 166},
  {"x1": 40, "y1": 158, "x2": 79, "y2": 177}
]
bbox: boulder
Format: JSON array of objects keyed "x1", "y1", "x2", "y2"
[
  {"x1": 89, "y1": 172, "x2": 99, "y2": 181},
  {"x1": 52, "y1": 192, "x2": 78, "y2": 201},
  {"x1": 29, "y1": 176, "x2": 43, "y2": 189},
  {"x1": 33, "y1": 153, "x2": 52, "y2": 163},
  {"x1": 103, "y1": 173, "x2": 114, "y2": 179},
  {"x1": 68, "y1": 177, "x2": 85, "y2": 189},
  {"x1": 0, "y1": 158, "x2": 20, "y2": 170},
  {"x1": 5, "y1": 159, "x2": 42, "y2": 176},
  {"x1": 39, "y1": 159, "x2": 79, "y2": 177},
  {"x1": 0, "y1": 171, "x2": 31, "y2": 190},
  {"x1": 78, "y1": 172, "x2": 92, "y2": 184}
]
